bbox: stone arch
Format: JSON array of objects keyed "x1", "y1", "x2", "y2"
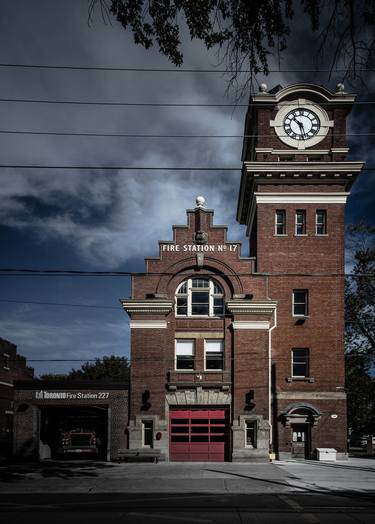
[
  {"x1": 281, "y1": 403, "x2": 322, "y2": 426},
  {"x1": 155, "y1": 256, "x2": 243, "y2": 297}
]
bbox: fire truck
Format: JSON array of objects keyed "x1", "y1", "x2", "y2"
[{"x1": 58, "y1": 415, "x2": 100, "y2": 455}]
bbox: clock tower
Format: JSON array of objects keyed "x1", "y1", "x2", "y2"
[{"x1": 237, "y1": 83, "x2": 365, "y2": 459}]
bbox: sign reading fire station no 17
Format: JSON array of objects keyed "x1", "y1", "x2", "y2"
[
  {"x1": 162, "y1": 244, "x2": 238, "y2": 252},
  {"x1": 35, "y1": 391, "x2": 110, "y2": 400}
]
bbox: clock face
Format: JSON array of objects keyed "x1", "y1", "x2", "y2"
[{"x1": 283, "y1": 109, "x2": 320, "y2": 141}]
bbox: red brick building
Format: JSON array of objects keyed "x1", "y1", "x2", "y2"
[
  {"x1": 122, "y1": 83, "x2": 364, "y2": 461},
  {"x1": 0, "y1": 338, "x2": 34, "y2": 457}
]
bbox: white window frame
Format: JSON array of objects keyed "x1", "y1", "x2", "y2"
[
  {"x1": 295, "y1": 210, "x2": 307, "y2": 236},
  {"x1": 3, "y1": 353, "x2": 10, "y2": 370},
  {"x1": 275, "y1": 210, "x2": 286, "y2": 235},
  {"x1": 292, "y1": 348, "x2": 309, "y2": 378},
  {"x1": 245, "y1": 420, "x2": 257, "y2": 448},
  {"x1": 142, "y1": 419, "x2": 154, "y2": 448},
  {"x1": 175, "y1": 278, "x2": 224, "y2": 317},
  {"x1": 316, "y1": 209, "x2": 327, "y2": 235},
  {"x1": 175, "y1": 339, "x2": 195, "y2": 371},
  {"x1": 204, "y1": 339, "x2": 224, "y2": 371},
  {"x1": 292, "y1": 289, "x2": 308, "y2": 317}
]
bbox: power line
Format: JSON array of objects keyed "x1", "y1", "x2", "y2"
[
  {"x1": 0, "y1": 165, "x2": 373, "y2": 172},
  {"x1": 0, "y1": 62, "x2": 373, "y2": 73},
  {"x1": 0, "y1": 129, "x2": 375, "y2": 139},
  {"x1": 0, "y1": 165, "x2": 240, "y2": 171},
  {"x1": 0, "y1": 269, "x2": 372, "y2": 277},
  {"x1": 1, "y1": 97, "x2": 375, "y2": 108},
  {"x1": 0, "y1": 299, "x2": 119, "y2": 310}
]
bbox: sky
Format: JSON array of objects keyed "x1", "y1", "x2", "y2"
[{"x1": 0, "y1": 0, "x2": 374, "y2": 377}]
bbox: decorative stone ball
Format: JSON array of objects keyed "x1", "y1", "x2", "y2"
[
  {"x1": 259, "y1": 83, "x2": 268, "y2": 93},
  {"x1": 336, "y1": 83, "x2": 345, "y2": 93},
  {"x1": 196, "y1": 196, "x2": 205, "y2": 208}
]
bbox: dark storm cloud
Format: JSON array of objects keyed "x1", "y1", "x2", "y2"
[{"x1": 0, "y1": 0, "x2": 373, "y2": 374}]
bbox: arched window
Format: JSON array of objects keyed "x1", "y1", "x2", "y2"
[{"x1": 176, "y1": 277, "x2": 224, "y2": 316}]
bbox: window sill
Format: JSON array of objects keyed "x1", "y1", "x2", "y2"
[
  {"x1": 274, "y1": 234, "x2": 288, "y2": 237},
  {"x1": 315, "y1": 234, "x2": 328, "y2": 237},
  {"x1": 175, "y1": 315, "x2": 225, "y2": 319},
  {"x1": 294, "y1": 234, "x2": 308, "y2": 237},
  {"x1": 287, "y1": 377, "x2": 315, "y2": 383}
]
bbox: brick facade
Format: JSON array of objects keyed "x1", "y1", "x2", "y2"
[
  {"x1": 122, "y1": 83, "x2": 364, "y2": 461},
  {"x1": 13, "y1": 380, "x2": 128, "y2": 461},
  {"x1": 0, "y1": 338, "x2": 33, "y2": 457}
]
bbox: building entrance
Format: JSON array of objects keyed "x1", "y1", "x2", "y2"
[
  {"x1": 291, "y1": 424, "x2": 310, "y2": 459},
  {"x1": 40, "y1": 405, "x2": 108, "y2": 460},
  {"x1": 170, "y1": 408, "x2": 228, "y2": 461}
]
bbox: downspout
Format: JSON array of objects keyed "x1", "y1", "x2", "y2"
[{"x1": 269, "y1": 307, "x2": 277, "y2": 446}]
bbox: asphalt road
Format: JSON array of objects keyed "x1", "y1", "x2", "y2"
[{"x1": 0, "y1": 459, "x2": 374, "y2": 523}]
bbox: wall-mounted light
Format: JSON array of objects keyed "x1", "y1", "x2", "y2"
[
  {"x1": 245, "y1": 390, "x2": 255, "y2": 410},
  {"x1": 141, "y1": 389, "x2": 151, "y2": 410}
]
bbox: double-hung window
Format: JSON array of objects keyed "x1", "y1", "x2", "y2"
[
  {"x1": 316, "y1": 210, "x2": 327, "y2": 235},
  {"x1": 204, "y1": 340, "x2": 224, "y2": 370},
  {"x1": 275, "y1": 210, "x2": 286, "y2": 235},
  {"x1": 295, "y1": 210, "x2": 306, "y2": 235},
  {"x1": 175, "y1": 339, "x2": 195, "y2": 370},
  {"x1": 292, "y1": 348, "x2": 309, "y2": 378},
  {"x1": 293, "y1": 289, "x2": 308, "y2": 317}
]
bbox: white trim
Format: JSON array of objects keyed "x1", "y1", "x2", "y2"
[
  {"x1": 226, "y1": 300, "x2": 277, "y2": 314},
  {"x1": 129, "y1": 320, "x2": 167, "y2": 329},
  {"x1": 0, "y1": 381, "x2": 13, "y2": 387},
  {"x1": 244, "y1": 160, "x2": 364, "y2": 173},
  {"x1": 232, "y1": 321, "x2": 270, "y2": 330},
  {"x1": 255, "y1": 192, "x2": 349, "y2": 204},
  {"x1": 121, "y1": 300, "x2": 173, "y2": 314},
  {"x1": 5, "y1": 410, "x2": 14, "y2": 415}
]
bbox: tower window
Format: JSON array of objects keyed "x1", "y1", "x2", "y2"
[
  {"x1": 316, "y1": 210, "x2": 327, "y2": 235},
  {"x1": 204, "y1": 340, "x2": 224, "y2": 370},
  {"x1": 175, "y1": 340, "x2": 195, "y2": 370},
  {"x1": 275, "y1": 210, "x2": 286, "y2": 235},
  {"x1": 176, "y1": 278, "x2": 224, "y2": 317},
  {"x1": 293, "y1": 290, "x2": 308, "y2": 316},
  {"x1": 292, "y1": 349, "x2": 309, "y2": 377},
  {"x1": 295, "y1": 210, "x2": 306, "y2": 235}
]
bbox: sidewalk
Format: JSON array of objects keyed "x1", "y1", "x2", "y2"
[{"x1": 0, "y1": 458, "x2": 374, "y2": 494}]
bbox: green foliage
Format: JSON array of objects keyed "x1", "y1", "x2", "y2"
[
  {"x1": 345, "y1": 223, "x2": 375, "y2": 434},
  {"x1": 40, "y1": 355, "x2": 130, "y2": 382},
  {"x1": 90, "y1": 1, "x2": 375, "y2": 86}
]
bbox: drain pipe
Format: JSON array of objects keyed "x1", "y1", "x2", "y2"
[{"x1": 269, "y1": 307, "x2": 277, "y2": 446}]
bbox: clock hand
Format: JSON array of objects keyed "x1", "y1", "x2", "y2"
[{"x1": 293, "y1": 117, "x2": 306, "y2": 138}]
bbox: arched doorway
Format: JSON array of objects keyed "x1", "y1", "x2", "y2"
[{"x1": 281, "y1": 404, "x2": 321, "y2": 459}]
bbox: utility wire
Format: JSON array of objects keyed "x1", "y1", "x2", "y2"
[
  {"x1": 0, "y1": 269, "x2": 372, "y2": 277},
  {"x1": 0, "y1": 165, "x2": 372, "y2": 171},
  {"x1": 0, "y1": 129, "x2": 375, "y2": 138},
  {"x1": 0, "y1": 299, "x2": 119, "y2": 310},
  {"x1": 0, "y1": 62, "x2": 373, "y2": 73},
  {"x1": 0, "y1": 97, "x2": 374, "y2": 107}
]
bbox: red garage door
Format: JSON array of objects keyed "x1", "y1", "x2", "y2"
[{"x1": 170, "y1": 409, "x2": 228, "y2": 461}]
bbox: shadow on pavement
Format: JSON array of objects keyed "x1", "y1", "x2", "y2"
[{"x1": 0, "y1": 460, "x2": 115, "y2": 483}]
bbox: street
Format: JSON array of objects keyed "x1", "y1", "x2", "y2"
[{"x1": 0, "y1": 458, "x2": 374, "y2": 523}]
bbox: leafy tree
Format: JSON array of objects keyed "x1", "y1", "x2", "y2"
[
  {"x1": 90, "y1": 0, "x2": 375, "y2": 87},
  {"x1": 40, "y1": 355, "x2": 130, "y2": 382},
  {"x1": 345, "y1": 223, "x2": 375, "y2": 435}
]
